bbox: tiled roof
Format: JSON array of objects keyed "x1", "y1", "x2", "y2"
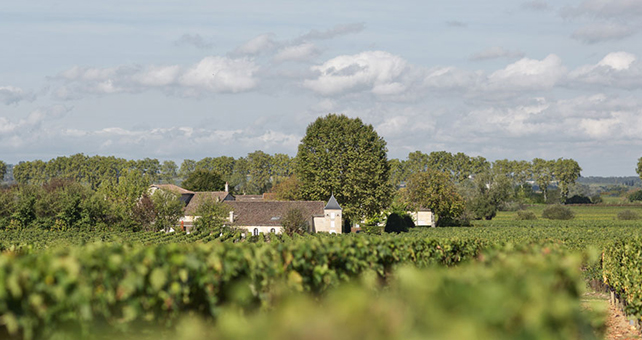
[
  {"x1": 224, "y1": 201, "x2": 325, "y2": 227},
  {"x1": 184, "y1": 191, "x2": 234, "y2": 215},
  {"x1": 235, "y1": 195, "x2": 264, "y2": 202},
  {"x1": 151, "y1": 184, "x2": 195, "y2": 195}
]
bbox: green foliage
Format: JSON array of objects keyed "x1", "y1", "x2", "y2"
[
  {"x1": 160, "y1": 160, "x2": 178, "y2": 184},
  {"x1": 542, "y1": 205, "x2": 575, "y2": 220},
  {"x1": 151, "y1": 190, "x2": 184, "y2": 232},
  {"x1": 515, "y1": 210, "x2": 537, "y2": 220},
  {"x1": 565, "y1": 195, "x2": 592, "y2": 204},
  {"x1": 194, "y1": 197, "x2": 230, "y2": 233},
  {"x1": 0, "y1": 160, "x2": 6, "y2": 181},
  {"x1": 384, "y1": 212, "x2": 409, "y2": 233},
  {"x1": 270, "y1": 175, "x2": 303, "y2": 201},
  {"x1": 628, "y1": 190, "x2": 642, "y2": 202},
  {"x1": 181, "y1": 169, "x2": 225, "y2": 192},
  {"x1": 403, "y1": 169, "x2": 465, "y2": 226},
  {"x1": 281, "y1": 208, "x2": 309, "y2": 236},
  {"x1": 603, "y1": 238, "x2": 642, "y2": 318},
  {"x1": 295, "y1": 114, "x2": 392, "y2": 221},
  {"x1": 464, "y1": 171, "x2": 511, "y2": 220},
  {"x1": 616, "y1": 210, "x2": 639, "y2": 220}
]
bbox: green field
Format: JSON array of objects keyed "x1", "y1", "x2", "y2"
[{"x1": 491, "y1": 204, "x2": 642, "y2": 221}]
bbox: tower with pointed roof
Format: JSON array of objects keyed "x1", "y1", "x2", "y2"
[{"x1": 320, "y1": 193, "x2": 343, "y2": 234}]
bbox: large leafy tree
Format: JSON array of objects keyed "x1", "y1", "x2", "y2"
[
  {"x1": 531, "y1": 158, "x2": 555, "y2": 202},
  {"x1": 402, "y1": 169, "x2": 465, "y2": 227},
  {"x1": 295, "y1": 114, "x2": 392, "y2": 222},
  {"x1": 554, "y1": 158, "x2": 582, "y2": 202},
  {"x1": 0, "y1": 160, "x2": 6, "y2": 181},
  {"x1": 181, "y1": 169, "x2": 225, "y2": 192}
]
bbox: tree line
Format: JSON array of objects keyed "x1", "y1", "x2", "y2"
[{"x1": 1, "y1": 114, "x2": 587, "y2": 229}]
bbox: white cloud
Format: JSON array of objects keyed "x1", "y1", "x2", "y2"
[
  {"x1": 469, "y1": 47, "x2": 525, "y2": 61},
  {"x1": 571, "y1": 23, "x2": 634, "y2": 44},
  {"x1": 54, "y1": 56, "x2": 260, "y2": 98},
  {"x1": 303, "y1": 51, "x2": 412, "y2": 96},
  {"x1": 570, "y1": 52, "x2": 642, "y2": 88},
  {"x1": 0, "y1": 105, "x2": 71, "y2": 140},
  {"x1": 487, "y1": 54, "x2": 567, "y2": 91},
  {"x1": 0, "y1": 86, "x2": 36, "y2": 105},
  {"x1": 179, "y1": 57, "x2": 259, "y2": 93},
  {"x1": 273, "y1": 43, "x2": 321, "y2": 63}
]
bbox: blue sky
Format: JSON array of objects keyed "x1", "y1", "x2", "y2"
[{"x1": 2, "y1": 0, "x2": 642, "y2": 176}]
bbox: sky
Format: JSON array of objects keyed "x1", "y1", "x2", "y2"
[{"x1": 2, "y1": 0, "x2": 642, "y2": 176}]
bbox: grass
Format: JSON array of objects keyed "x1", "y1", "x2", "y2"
[{"x1": 494, "y1": 204, "x2": 642, "y2": 221}]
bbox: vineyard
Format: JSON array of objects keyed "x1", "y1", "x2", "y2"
[{"x1": 0, "y1": 224, "x2": 641, "y2": 339}]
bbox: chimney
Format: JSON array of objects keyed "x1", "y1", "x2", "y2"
[
  {"x1": 225, "y1": 182, "x2": 229, "y2": 193},
  {"x1": 229, "y1": 211, "x2": 234, "y2": 223}
]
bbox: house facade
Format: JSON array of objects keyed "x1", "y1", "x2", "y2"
[{"x1": 152, "y1": 184, "x2": 343, "y2": 234}]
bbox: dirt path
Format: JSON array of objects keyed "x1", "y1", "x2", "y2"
[{"x1": 583, "y1": 292, "x2": 642, "y2": 340}]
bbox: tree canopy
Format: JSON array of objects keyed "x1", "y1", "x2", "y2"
[
  {"x1": 295, "y1": 114, "x2": 392, "y2": 221},
  {"x1": 181, "y1": 169, "x2": 225, "y2": 192},
  {"x1": 403, "y1": 169, "x2": 465, "y2": 227}
]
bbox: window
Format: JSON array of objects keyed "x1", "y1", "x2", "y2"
[
  {"x1": 330, "y1": 221, "x2": 335, "y2": 229},
  {"x1": 331, "y1": 212, "x2": 335, "y2": 220},
  {"x1": 253, "y1": 228, "x2": 259, "y2": 236},
  {"x1": 270, "y1": 228, "x2": 275, "y2": 233}
]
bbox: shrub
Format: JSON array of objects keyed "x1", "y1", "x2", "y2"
[
  {"x1": 617, "y1": 210, "x2": 640, "y2": 220},
  {"x1": 565, "y1": 195, "x2": 592, "y2": 204},
  {"x1": 516, "y1": 210, "x2": 537, "y2": 220},
  {"x1": 403, "y1": 215, "x2": 416, "y2": 229},
  {"x1": 542, "y1": 205, "x2": 575, "y2": 220},
  {"x1": 629, "y1": 190, "x2": 642, "y2": 202},
  {"x1": 590, "y1": 195, "x2": 603, "y2": 204},
  {"x1": 384, "y1": 213, "x2": 409, "y2": 233},
  {"x1": 281, "y1": 208, "x2": 309, "y2": 236}
]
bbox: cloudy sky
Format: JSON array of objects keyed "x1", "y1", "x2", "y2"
[{"x1": 2, "y1": 0, "x2": 642, "y2": 176}]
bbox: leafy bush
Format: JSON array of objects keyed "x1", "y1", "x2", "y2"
[
  {"x1": 617, "y1": 210, "x2": 640, "y2": 220},
  {"x1": 565, "y1": 195, "x2": 592, "y2": 204},
  {"x1": 281, "y1": 208, "x2": 310, "y2": 236},
  {"x1": 384, "y1": 212, "x2": 409, "y2": 233},
  {"x1": 516, "y1": 210, "x2": 537, "y2": 220},
  {"x1": 590, "y1": 195, "x2": 603, "y2": 204},
  {"x1": 628, "y1": 190, "x2": 642, "y2": 202},
  {"x1": 542, "y1": 205, "x2": 575, "y2": 220},
  {"x1": 403, "y1": 215, "x2": 416, "y2": 229}
]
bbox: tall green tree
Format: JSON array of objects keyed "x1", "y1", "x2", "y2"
[
  {"x1": 532, "y1": 158, "x2": 555, "y2": 202},
  {"x1": 246, "y1": 150, "x2": 273, "y2": 194},
  {"x1": 554, "y1": 158, "x2": 582, "y2": 202},
  {"x1": 160, "y1": 160, "x2": 178, "y2": 184},
  {"x1": 181, "y1": 169, "x2": 225, "y2": 192},
  {"x1": 402, "y1": 169, "x2": 465, "y2": 226},
  {"x1": 0, "y1": 160, "x2": 6, "y2": 181},
  {"x1": 296, "y1": 114, "x2": 392, "y2": 221}
]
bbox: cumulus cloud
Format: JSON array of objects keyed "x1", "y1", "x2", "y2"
[
  {"x1": 571, "y1": 23, "x2": 634, "y2": 44},
  {"x1": 0, "y1": 105, "x2": 71, "y2": 147},
  {"x1": 569, "y1": 51, "x2": 642, "y2": 88},
  {"x1": 303, "y1": 51, "x2": 413, "y2": 96},
  {"x1": 174, "y1": 34, "x2": 214, "y2": 49},
  {"x1": 487, "y1": 54, "x2": 567, "y2": 91},
  {"x1": 469, "y1": 47, "x2": 525, "y2": 61},
  {"x1": 0, "y1": 86, "x2": 36, "y2": 105},
  {"x1": 53, "y1": 56, "x2": 260, "y2": 98}
]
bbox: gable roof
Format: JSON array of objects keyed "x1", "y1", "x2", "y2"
[
  {"x1": 184, "y1": 191, "x2": 235, "y2": 215},
  {"x1": 325, "y1": 194, "x2": 342, "y2": 210},
  {"x1": 151, "y1": 184, "x2": 195, "y2": 195},
  {"x1": 224, "y1": 201, "x2": 325, "y2": 227}
]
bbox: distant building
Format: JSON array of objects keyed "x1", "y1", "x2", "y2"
[{"x1": 151, "y1": 184, "x2": 343, "y2": 234}]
